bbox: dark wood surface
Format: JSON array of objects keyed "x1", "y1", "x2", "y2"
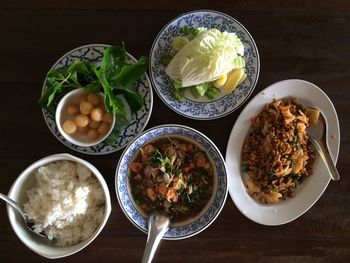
[{"x1": 1, "y1": 1, "x2": 349, "y2": 262}]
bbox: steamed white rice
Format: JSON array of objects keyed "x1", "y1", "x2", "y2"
[{"x1": 23, "y1": 160, "x2": 105, "y2": 246}]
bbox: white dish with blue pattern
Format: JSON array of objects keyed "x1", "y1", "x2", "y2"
[
  {"x1": 41, "y1": 44, "x2": 153, "y2": 155},
  {"x1": 149, "y1": 10, "x2": 260, "y2": 120},
  {"x1": 115, "y1": 124, "x2": 228, "y2": 239}
]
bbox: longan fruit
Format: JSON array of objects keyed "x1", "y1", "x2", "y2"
[
  {"x1": 66, "y1": 104, "x2": 79, "y2": 116},
  {"x1": 102, "y1": 112, "x2": 113, "y2": 123},
  {"x1": 80, "y1": 101, "x2": 93, "y2": 115},
  {"x1": 91, "y1": 108, "x2": 103, "y2": 122},
  {"x1": 75, "y1": 114, "x2": 89, "y2": 127},
  {"x1": 62, "y1": 120, "x2": 77, "y2": 134},
  {"x1": 78, "y1": 94, "x2": 88, "y2": 103},
  {"x1": 77, "y1": 126, "x2": 88, "y2": 134},
  {"x1": 87, "y1": 93, "x2": 100, "y2": 106},
  {"x1": 98, "y1": 123, "x2": 110, "y2": 135},
  {"x1": 87, "y1": 129, "x2": 99, "y2": 140},
  {"x1": 88, "y1": 120, "x2": 100, "y2": 129}
]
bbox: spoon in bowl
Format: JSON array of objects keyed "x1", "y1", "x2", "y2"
[
  {"x1": 0, "y1": 192, "x2": 46, "y2": 238},
  {"x1": 306, "y1": 108, "x2": 340, "y2": 181},
  {"x1": 141, "y1": 211, "x2": 170, "y2": 263}
]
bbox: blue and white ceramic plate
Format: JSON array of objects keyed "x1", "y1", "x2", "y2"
[
  {"x1": 41, "y1": 44, "x2": 153, "y2": 155},
  {"x1": 149, "y1": 10, "x2": 260, "y2": 120},
  {"x1": 115, "y1": 124, "x2": 228, "y2": 239}
]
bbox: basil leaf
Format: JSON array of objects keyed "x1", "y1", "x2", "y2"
[{"x1": 111, "y1": 56, "x2": 148, "y2": 88}]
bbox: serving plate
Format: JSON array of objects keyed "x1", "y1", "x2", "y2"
[
  {"x1": 225, "y1": 79, "x2": 340, "y2": 225},
  {"x1": 115, "y1": 124, "x2": 228, "y2": 239},
  {"x1": 149, "y1": 10, "x2": 260, "y2": 120},
  {"x1": 41, "y1": 44, "x2": 153, "y2": 155}
]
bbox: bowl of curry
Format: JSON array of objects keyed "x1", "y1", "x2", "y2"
[{"x1": 115, "y1": 124, "x2": 228, "y2": 239}]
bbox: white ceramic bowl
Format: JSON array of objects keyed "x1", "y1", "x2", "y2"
[
  {"x1": 6, "y1": 153, "x2": 112, "y2": 259},
  {"x1": 115, "y1": 124, "x2": 228, "y2": 239},
  {"x1": 55, "y1": 89, "x2": 116, "y2": 147}
]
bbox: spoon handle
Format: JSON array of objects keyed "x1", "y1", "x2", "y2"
[
  {"x1": 0, "y1": 193, "x2": 26, "y2": 219},
  {"x1": 310, "y1": 137, "x2": 340, "y2": 181},
  {"x1": 141, "y1": 214, "x2": 170, "y2": 263}
]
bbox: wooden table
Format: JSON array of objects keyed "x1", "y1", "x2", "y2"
[{"x1": 1, "y1": 1, "x2": 349, "y2": 262}]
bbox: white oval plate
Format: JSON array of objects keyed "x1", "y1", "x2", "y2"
[
  {"x1": 226, "y1": 79, "x2": 340, "y2": 225},
  {"x1": 42, "y1": 44, "x2": 153, "y2": 155},
  {"x1": 149, "y1": 10, "x2": 260, "y2": 120}
]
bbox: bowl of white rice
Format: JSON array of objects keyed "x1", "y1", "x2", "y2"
[{"x1": 6, "y1": 153, "x2": 112, "y2": 259}]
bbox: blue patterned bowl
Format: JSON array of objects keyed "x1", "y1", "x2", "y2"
[
  {"x1": 115, "y1": 124, "x2": 228, "y2": 239},
  {"x1": 149, "y1": 10, "x2": 260, "y2": 120},
  {"x1": 41, "y1": 44, "x2": 153, "y2": 155}
]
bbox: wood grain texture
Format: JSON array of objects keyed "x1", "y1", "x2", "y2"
[{"x1": 0, "y1": 1, "x2": 349, "y2": 262}]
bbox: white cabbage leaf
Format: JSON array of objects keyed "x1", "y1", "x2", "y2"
[{"x1": 165, "y1": 28, "x2": 245, "y2": 88}]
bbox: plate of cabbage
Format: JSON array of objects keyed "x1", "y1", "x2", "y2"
[{"x1": 149, "y1": 10, "x2": 260, "y2": 120}]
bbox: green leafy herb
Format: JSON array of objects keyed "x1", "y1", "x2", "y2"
[
  {"x1": 242, "y1": 164, "x2": 249, "y2": 173},
  {"x1": 150, "y1": 150, "x2": 162, "y2": 166},
  {"x1": 181, "y1": 25, "x2": 201, "y2": 39},
  {"x1": 289, "y1": 173, "x2": 299, "y2": 181},
  {"x1": 160, "y1": 54, "x2": 173, "y2": 66},
  {"x1": 292, "y1": 129, "x2": 301, "y2": 150},
  {"x1": 197, "y1": 167, "x2": 207, "y2": 177},
  {"x1": 187, "y1": 191, "x2": 200, "y2": 205},
  {"x1": 173, "y1": 89, "x2": 185, "y2": 101},
  {"x1": 267, "y1": 171, "x2": 275, "y2": 181}
]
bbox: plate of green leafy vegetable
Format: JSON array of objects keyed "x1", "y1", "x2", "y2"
[
  {"x1": 149, "y1": 10, "x2": 260, "y2": 120},
  {"x1": 39, "y1": 44, "x2": 153, "y2": 155}
]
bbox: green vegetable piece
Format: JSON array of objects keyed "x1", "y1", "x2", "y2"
[
  {"x1": 191, "y1": 83, "x2": 209, "y2": 97},
  {"x1": 205, "y1": 86, "x2": 220, "y2": 100},
  {"x1": 181, "y1": 25, "x2": 201, "y2": 39},
  {"x1": 172, "y1": 36, "x2": 189, "y2": 51},
  {"x1": 160, "y1": 54, "x2": 173, "y2": 66},
  {"x1": 267, "y1": 171, "x2": 275, "y2": 181},
  {"x1": 173, "y1": 81, "x2": 182, "y2": 89},
  {"x1": 173, "y1": 89, "x2": 185, "y2": 101}
]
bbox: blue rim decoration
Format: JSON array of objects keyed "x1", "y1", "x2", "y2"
[
  {"x1": 115, "y1": 124, "x2": 228, "y2": 240},
  {"x1": 149, "y1": 10, "x2": 260, "y2": 120},
  {"x1": 41, "y1": 44, "x2": 153, "y2": 155}
]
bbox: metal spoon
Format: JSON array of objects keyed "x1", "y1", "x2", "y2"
[
  {"x1": 0, "y1": 192, "x2": 46, "y2": 238},
  {"x1": 307, "y1": 109, "x2": 340, "y2": 181},
  {"x1": 141, "y1": 211, "x2": 170, "y2": 263}
]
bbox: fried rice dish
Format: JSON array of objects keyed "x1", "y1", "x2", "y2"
[{"x1": 241, "y1": 99, "x2": 316, "y2": 204}]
